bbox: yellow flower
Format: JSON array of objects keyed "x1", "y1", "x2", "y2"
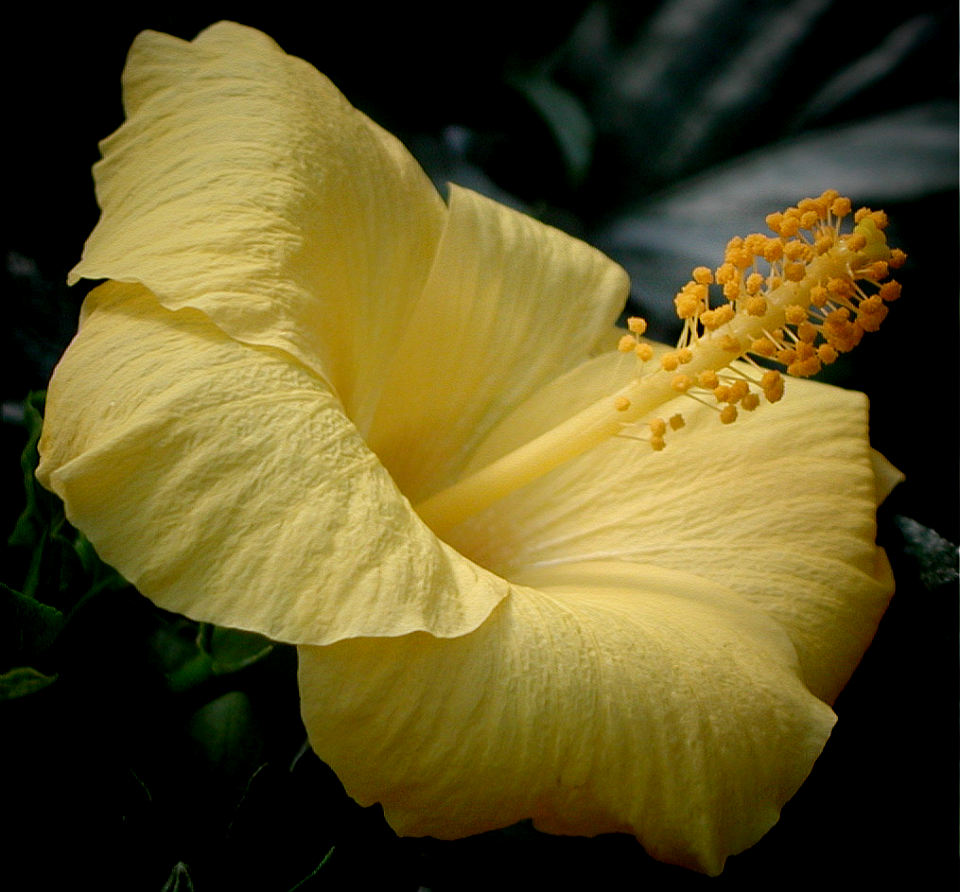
[{"x1": 36, "y1": 23, "x2": 902, "y2": 875}]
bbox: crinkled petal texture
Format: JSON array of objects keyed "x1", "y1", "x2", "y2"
[
  {"x1": 43, "y1": 22, "x2": 628, "y2": 642},
  {"x1": 68, "y1": 22, "x2": 448, "y2": 419},
  {"x1": 43, "y1": 19, "x2": 897, "y2": 875},
  {"x1": 67, "y1": 22, "x2": 628, "y2": 498},
  {"x1": 36, "y1": 281, "x2": 509, "y2": 643},
  {"x1": 299, "y1": 562, "x2": 836, "y2": 875},
  {"x1": 299, "y1": 352, "x2": 896, "y2": 873},
  {"x1": 446, "y1": 352, "x2": 898, "y2": 704}
]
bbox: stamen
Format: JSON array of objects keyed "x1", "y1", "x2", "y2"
[{"x1": 414, "y1": 193, "x2": 903, "y2": 534}]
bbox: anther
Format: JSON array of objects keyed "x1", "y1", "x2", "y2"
[
  {"x1": 817, "y1": 343, "x2": 838, "y2": 364},
  {"x1": 760, "y1": 370, "x2": 784, "y2": 403},
  {"x1": 830, "y1": 197, "x2": 852, "y2": 217},
  {"x1": 745, "y1": 296, "x2": 767, "y2": 316},
  {"x1": 776, "y1": 347, "x2": 797, "y2": 365},
  {"x1": 845, "y1": 232, "x2": 867, "y2": 251},
  {"x1": 699, "y1": 369, "x2": 720, "y2": 389},
  {"x1": 784, "y1": 305, "x2": 808, "y2": 326},
  {"x1": 750, "y1": 337, "x2": 776, "y2": 357},
  {"x1": 692, "y1": 267, "x2": 714, "y2": 285},
  {"x1": 763, "y1": 240, "x2": 783, "y2": 262},
  {"x1": 727, "y1": 380, "x2": 749, "y2": 403},
  {"x1": 660, "y1": 353, "x2": 680, "y2": 371},
  {"x1": 780, "y1": 216, "x2": 800, "y2": 238},
  {"x1": 859, "y1": 261, "x2": 889, "y2": 281},
  {"x1": 797, "y1": 321, "x2": 817, "y2": 343},
  {"x1": 814, "y1": 234, "x2": 835, "y2": 254},
  {"x1": 675, "y1": 293, "x2": 702, "y2": 318},
  {"x1": 889, "y1": 249, "x2": 907, "y2": 269},
  {"x1": 827, "y1": 277, "x2": 854, "y2": 298},
  {"x1": 719, "y1": 334, "x2": 741, "y2": 352},
  {"x1": 879, "y1": 281, "x2": 902, "y2": 301}
]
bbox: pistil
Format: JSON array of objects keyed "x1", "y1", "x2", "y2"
[{"x1": 415, "y1": 193, "x2": 902, "y2": 535}]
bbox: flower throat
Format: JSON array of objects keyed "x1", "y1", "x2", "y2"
[{"x1": 415, "y1": 192, "x2": 904, "y2": 535}]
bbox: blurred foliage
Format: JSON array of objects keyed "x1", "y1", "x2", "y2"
[{"x1": 3, "y1": 1, "x2": 957, "y2": 889}]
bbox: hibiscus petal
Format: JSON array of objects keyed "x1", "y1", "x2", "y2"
[
  {"x1": 68, "y1": 22, "x2": 445, "y2": 419},
  {"x1": 298, "y1": 561, "x2": 835, "y2": 875},
  {"x1": 36, "y1": 282, "x2": 507, "y2": 643},
  {"x1": 445, "y1": 350, "x2": 896, "y2": 702},
  {"x1": 364, "y1": 184, "x2": 629, "y2": 501}
]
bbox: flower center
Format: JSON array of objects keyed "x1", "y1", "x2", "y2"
[{"x1": 415, "y1": 192, "x2": 904, "y2": 535}]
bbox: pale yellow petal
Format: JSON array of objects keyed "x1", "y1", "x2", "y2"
[
  {"x1": 37, "y1": 282, "x2": 507, "y2": 643},
  {"x1": 299, "y1": 562, "x2": 835, "y2": 875},
  {"x1": 69, "y1": 22, "x2": 445, "y2": 418},
  {"x1": 363, "y1": 185, "x2": 629, "y2": 500},
  {"x1": 446, "y1": 349, "x2": 896, "y2": 702},
  {"x1": 871, "y1": 447, "x2": 905, "y2": 503}
]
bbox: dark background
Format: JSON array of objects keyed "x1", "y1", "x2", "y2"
[{"x1": 4, "y1": 2, "x2": 957, "y2": 889}]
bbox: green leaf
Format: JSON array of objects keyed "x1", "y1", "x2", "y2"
[
  {"x1": 201, "y1": 624, "x2": 275, "y2": 675},
  {"x1": 187, "y1": 690, "x2": 263, "y2": 779},
  {"x1": 7, "y1": 391, "x2": 47, "y2": 553},
  {"x1": 0, "y1": 581, "x2": 65, "y2": 665},
  {"x1": 0, "y1": 665, "x2": 58, "y2": 700}
]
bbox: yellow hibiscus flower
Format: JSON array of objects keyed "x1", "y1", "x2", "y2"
[{"x1": 35, "y1": 22, "x2": 903, "y2": 874}]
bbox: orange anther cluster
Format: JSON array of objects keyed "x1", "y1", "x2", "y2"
[
  {"x1": 630, "y1": 192, "x2": 903, "y2": 451},
  {"x1": 699, "y1": 192, "x2": 900, "y2": 383}
]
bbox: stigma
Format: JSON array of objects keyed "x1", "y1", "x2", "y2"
[{"x1": 415, "y1": 192, "x2": 903, "y2": 533}]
